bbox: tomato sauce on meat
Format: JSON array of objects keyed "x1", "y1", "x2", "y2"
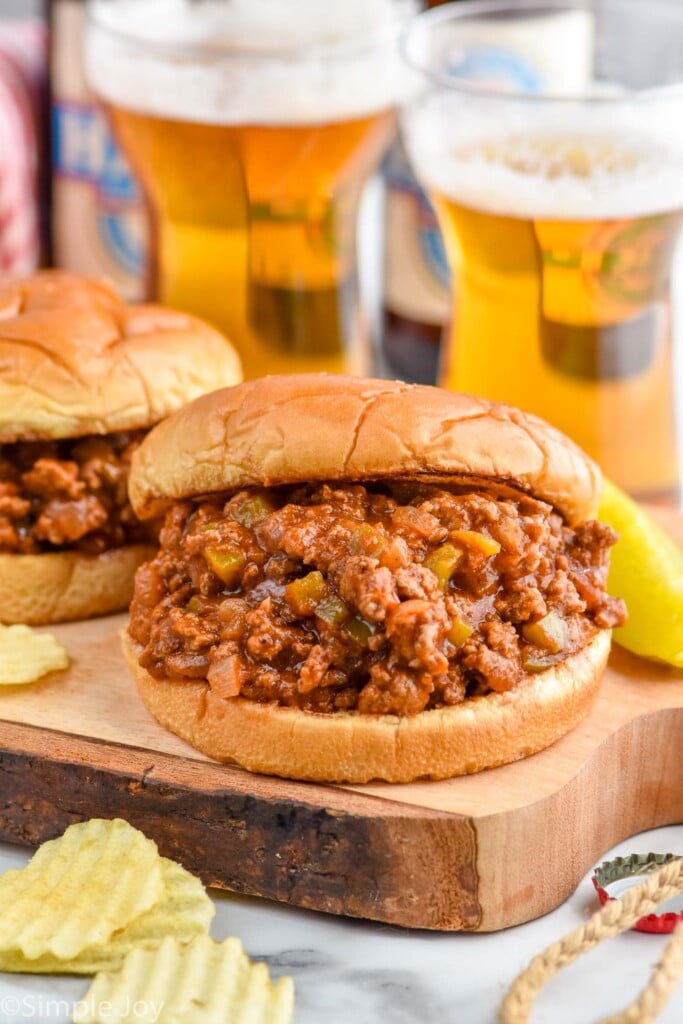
[
  {"x1": 0, "y1": 431, "x2": 154, "y2": 554},
  {"x1": 129, "y1": 482, "x2": 626, "y2": 716}
]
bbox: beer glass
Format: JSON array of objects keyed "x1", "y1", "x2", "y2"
[
  {"x1": 85, "y1": 0, "x2": 415, "y2": 379},
  {"x1": 401, "y1": 0, "x2": 683, "y2": 502}
]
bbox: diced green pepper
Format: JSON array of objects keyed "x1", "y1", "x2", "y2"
[
  {"x1": 285, "y1": 572, "x2": 351, "y2": 626},
  {"x1": 447, "y1": 617, "x2": 473, "y2": 648},
  {"x1": 521, "y1": 650, "x2": 557, "y2": 674},
  {"x1": 423, "y1": 543, "x2": 463, "y2": 590},
  {"x1": 204, "y1": 547, "x2": 246, "y2": 587},
  {"x1": 185, "y1": 595, "x2": 202, "y2": 614},
  {"x1": 350, "y1": 523, "x2": 385, "y2": 557},
  {"x1": 450, "y1": 529, "x2": 501, "y2": 557},
  {"x1": 315, "y1": 593, "x2": 350, "y2": 626},
  {"x1": 232, "y1": 493, "x2": 276, "y2": 529},
  {"x1": 285, "y1": 571, "x2": 327, "y2": 616},
  {"x1": 522, "y1": 611, "x2": 568, "y2": 653},
  {"x1": 200, "y1": 521, "x2": 219, "y2": 532},
  {"x1": 342, "y1": 616, "x2": 376, "y2": 647}
]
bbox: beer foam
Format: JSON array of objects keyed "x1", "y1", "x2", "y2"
[
  {"x1": 86, "y1": 0, "x2": 416, "y2": 125},
  {"x1": 406, "y1": 107, "x2": 683, "y2": 221}
]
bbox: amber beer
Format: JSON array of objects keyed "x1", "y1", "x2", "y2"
[
  {"x1": 402, "y1": 1, "x2": 683, "y2": 502},
  {"x1": 425, "y1": 135, "x2": 683, "y2": 499},
  {"x1": 86, "y1": 0, "x2": 413, "y2": 379},
  {"x1": 381, "y1": 0, "x2": 592, "y2": 385},
  {"x1": 104, "y1": 107, "x2": 395, "y2": 378}
]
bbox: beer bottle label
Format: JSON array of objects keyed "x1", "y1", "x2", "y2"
[
  {"x1": 51, "y1": 0, "x2": 147, "y2": 299},
  {"x1": 383, "y1": 141, "x2": 451, "y2": 327}
]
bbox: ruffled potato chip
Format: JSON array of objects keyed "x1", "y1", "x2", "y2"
[
  {"x1": 0, "y1": 857, "x2": 214, "y2": 974},
  {"x1": 0, "y1": 818, "x2": 163, "y2": 960},
  {"x1": 0, "y1": 623, "x2": 69, "y2": 684},
  {"x1": 74, "y1": 934, "x2": 294, "y2": 1024}
]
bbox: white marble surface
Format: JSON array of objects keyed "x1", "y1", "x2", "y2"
[{"x1": 0, "y1": 824, "x2": 681, "y2": 1022}]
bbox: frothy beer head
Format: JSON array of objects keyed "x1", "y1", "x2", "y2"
[
  {"x1": 408, "y1": 117, "x2": 683, "y2": 221},
  {"x1": 401, "y1": 0, "x2": 683, "y2": 223},
  {"x1": 87, "y1": 0, "x2": 416, "y2": 125}
]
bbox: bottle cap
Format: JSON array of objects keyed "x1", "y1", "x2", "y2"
[{"x1": 592, "y1": 853, "x2": 683, "y2": 934}]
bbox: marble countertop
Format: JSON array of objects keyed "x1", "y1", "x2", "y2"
[{"x1": 0, "y1": 824, "x2": 681, "y2": 1023}]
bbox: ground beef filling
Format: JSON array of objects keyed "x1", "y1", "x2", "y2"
[
  {"x1": 129, "y1": 483, "x2": 627, "y2": 716},
  {"x1": 0, "y1": 431, "x2": 154, "y2": 555}
]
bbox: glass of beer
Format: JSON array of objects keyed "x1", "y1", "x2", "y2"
[
  {"x1": 85, "y1": 0, "x2": 415, "y2": 379},
  {"x1": 401, "y1": 0, "x2": 683, "y2": 502}
]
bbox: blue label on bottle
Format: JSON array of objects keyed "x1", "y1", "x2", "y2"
[
  {"x1": 446, "y1": 47, "x2": 544, "y2": 93},
  {"x1": 384, "y1": 141, "x2": 450, "y2": 284},
  {"x1": 52, "y1": 101, "x2": 145, "y2": 277},
  {"x1": 419, "y1": 207, "x2": 450, "y2": 290},
  {"x1": 384, "y1": 139, "x2": 425, "y2": 197}
]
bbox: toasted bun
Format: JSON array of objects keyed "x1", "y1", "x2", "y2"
[
  {"x1": 0, "y1": 546, "x2": 154, "y2": 625},
  {"x1": 0, "y1": 270, "x2": 242, "y2": 441},
  {"x1": 123, "y1": 630, "x2": 610, "y2": 783},
  {"x1": 129, "y1": 374, "x2": 600, "y2": 525}
]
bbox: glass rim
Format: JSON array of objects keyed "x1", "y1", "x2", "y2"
[
  {"x1": 400, "y1": 0, "x2": 683, "y2": 106},
  {"x1": 86, "y1": 0, "x2": 416, "y2": 64}
]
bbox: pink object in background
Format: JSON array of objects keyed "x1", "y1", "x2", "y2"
[{"x1": 0, "y1": 18, "x2": 46, "y2": 274}]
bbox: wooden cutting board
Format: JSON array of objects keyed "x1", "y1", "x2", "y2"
[{"x1": 0, "y1": 511, "x2": 680, "y2": 932}]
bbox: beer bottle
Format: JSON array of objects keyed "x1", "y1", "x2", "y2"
[
  {"x1": 381, "y1": 0, "x2": 451, "y2": 386},
  {"x1": 48, "y1": 0, "x2": 147, "y2": 298}
]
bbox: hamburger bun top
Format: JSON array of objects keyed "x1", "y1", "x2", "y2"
[
  {"x1": 129, "y1": 374, "x2": 601, "y2": 525},
  {"x1": 0, "y1": 270, "x2": 242, "y2": 442}
]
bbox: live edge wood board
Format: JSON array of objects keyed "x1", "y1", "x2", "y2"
[{"x1": 0, "y1": 510, "x2": 681, "y2": 932}]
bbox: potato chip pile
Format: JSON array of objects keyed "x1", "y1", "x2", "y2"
[
  {"x1": 0, "y1": 818, "x2": 294, "y2": 1024},
  {"x1": 75, "y1": 935, "x2": 295, "y2": 1024},
  {"x1": 0, "y1": 622, "x2": 69, "y2": 684}
]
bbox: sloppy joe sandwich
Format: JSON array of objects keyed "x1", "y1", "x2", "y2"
[
  {"x1": 124, "y1": 374, "x2": 626, "y2": 783},
  {"x1": 0, "y1": 271, "x2": 241, "y2": 625}
]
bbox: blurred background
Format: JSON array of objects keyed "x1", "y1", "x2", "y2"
[
  {"x1": 2, "y1": 0, "x2": 683, "y2": 504},
  {"x1": 4, "y1": 0, "x2": 434, "y2": 371}
]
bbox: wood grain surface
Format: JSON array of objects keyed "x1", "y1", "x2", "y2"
[{"x1": 0, "y1": 511, "x2": 680, "y2": 932}]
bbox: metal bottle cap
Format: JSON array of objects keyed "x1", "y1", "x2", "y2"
[{"x1": 592, "y1": 853, "x2": 683, "y2": 934}]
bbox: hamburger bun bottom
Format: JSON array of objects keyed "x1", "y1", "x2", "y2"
[
  {"x1": 0, "y1": 546, "x2": 155, "y2": 626},
  {"x1": 123, "y1": 629, "x2": 611, "y2": 783}
]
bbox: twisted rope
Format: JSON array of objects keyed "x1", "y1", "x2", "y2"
[{"x1": 500, "y1": 858, "x2": 683, "y2": 1024}]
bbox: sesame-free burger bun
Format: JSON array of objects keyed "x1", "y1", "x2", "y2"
[
  {"x1": 129, "y1": 374, "x2": 600, "y2": 525},
  {"x1": 0, "y1": 545, "x2": 154, "y2": 626},
  {"x1": 125, "y1": 375, "x2": 611, "y2": 782},
  {"x1": 0, "y1": 271, "x2": 241, "y2": 624},
  {"x1": 0, "y1": 270, "x2": 242, "y2": 441},
  {"x1": 123, "y1": 629, "x2": 610, "y2": 783}
]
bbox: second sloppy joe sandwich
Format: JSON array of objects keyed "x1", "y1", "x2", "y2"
[
  {"x1": 124, "y1": 374, "x2": 626, "y2": 783},
  {"x1": 0, "y1": 271, "x2": 241, "y2": 625}
]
